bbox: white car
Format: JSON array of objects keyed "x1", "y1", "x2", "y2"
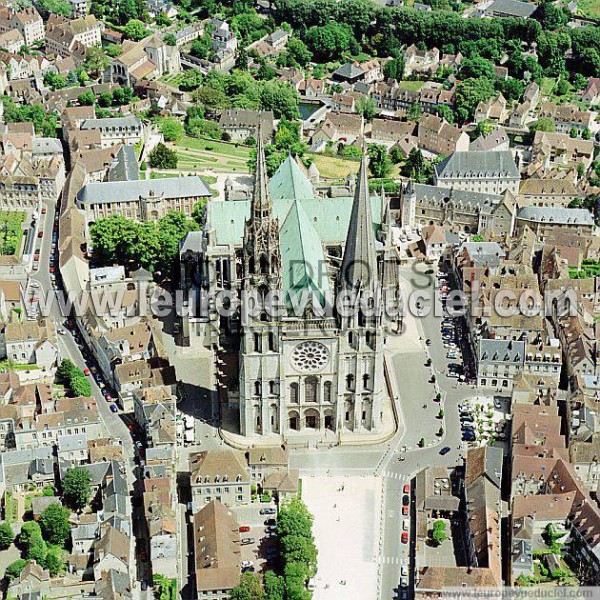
[
  {"x1": 402, "y1": 520, "x2": 409, "y2": 531},
  {"x1": 401, "y1": 564, "x2": 409, "y2": 577},
  {"x1": 401, "y1": 576, "x2": 409, "y2": 587},
  {"x1": 241, "y1": 561, "x2": 253, "y2": 569}
]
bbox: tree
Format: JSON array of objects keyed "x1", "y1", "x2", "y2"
[
  {"x1": 229, "y1": 572, "x2": 265, "y2": 600},
  {"x1": 402, "y1": 148, "x2": 425, "y2": 181},
  {"x1": 37, "y1": 0, "x2": 72, "y2": 16},
  {"x1": 474, "y1": 120, "x2": 495, "y2": 139},
  {"x1": 287, "y1": 37, "x2": 312, "y2": 67},
  {"x1": 84, "y1": 46, "x2": 109, "y2": 79},
  {"x1": 4, "y1": 559, "x2": 27, "y2": 581},
  {"x1": 77, "y1": 90, "x2": 95, "y2": 106},
  {"x1": 304, "y1": 22, "x2": 356, "y2": 62},
  {"x1": 264, "y1": 571, "x2": 285, "y2": 600},
  {"x1": 431, "y1": 520, "x2": 447, "y2": 545},
  {"x1": 192, "y1": 198, "x2": 208, "y2": 225},
  {"x1": 19, "y1": 521, "x2": 43, "y2": 551},
  {"x1": 62, "y1": 467, "x2": 91, "y2": 511},
  {"x1": 259, "y1": 80, "x2": 300, "y2": 119},
  {"x1": 533, "y1": 0, "x2": 568, "y2": 30},
  {"x1": 459, "y1": 56, "x2": 495, "y2": 80},
  {"x1": 367, "y1": 144, "x2": 391, "y2": 178},
  {"x1": 555, "y1": 78, "x2": 570, "y2": 96},
  {"x1": 56, "y1": 358, "x2": 76, "y2": 384},
  {"x1": 149, "y1": 143, "x2": 178, "y2": 169},
  {"x1": 40, "y1": 502, "x2": 71, "y2": 546},
  {"x1": 529, "y1": 117, "x2": 556, "y2": 133},
  {"x1": 163, "y1": 33, "x2": 177, "y2": 46},
  {"x1": 0, "y1": 522, "x2": 13, "y2": 550},
  {"x1": 454, "y1": 77, "x2": 495, "y2": 123},
  {"x1": 71, "y1": 375, "x2": 91, "y2": 397},
  {"x1": 43, "y1": 72, "x2": 67, "y2": 91},
  {"x1": 42, "y1": 547, "x2": 66, "y2": 577},
  {"x1": 281, "y1": 534, "x2": 318, "y2": 566},
  {"x1": 119, "y1": 0, "x2": 138, "y2": 24},
  {"x1": 159, "y1": 118, "x2": 185, "y2": 142},
  {"x1": 383, "y1": 56, "x2": 404, "y2": 81},
  {"x1": 124, "y1": 19, "x2": 148, "y2": 41},
  {"x1": 434, "y1": 104, "x2": 454, "y2": 124},
  {"x1": 569, "y1": 127, "x2": 578, "y2": 139},
  {"x1": 356, "y1": 96, "x2": 377, "y2": 122}
]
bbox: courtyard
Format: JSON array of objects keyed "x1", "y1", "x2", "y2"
[
  {"x1": 302, "y1": 475, "x2": 382, "y2": 600},
  {"x1": 172, "y1": 136, "x2": 251, "y2": 173}
]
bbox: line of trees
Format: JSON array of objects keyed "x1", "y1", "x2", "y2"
[{"x1": 56, "y1": 358, "x2": 92, "y2": 397}]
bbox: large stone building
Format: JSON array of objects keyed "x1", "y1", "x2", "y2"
[
  {"x1": 179, "y1": 141, "x2": 400, "y2": 439},
  {"x1": 434, "y1": 150, "x2": 520, "y2": 195},
  {"x1": 400, "y1": 182, "x2": 515, "y2": 236},
  {"x1": 76, "y1": 176, "x2": 211, "y2": 222}
]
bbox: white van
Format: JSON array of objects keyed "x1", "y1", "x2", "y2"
[{"x1": 307, "y1": 578, "x2": 316, "y2": 591}]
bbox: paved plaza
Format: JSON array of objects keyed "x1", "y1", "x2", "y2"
[{"x1": 303, "y1": 475, "x2": 382, "y2": 600}]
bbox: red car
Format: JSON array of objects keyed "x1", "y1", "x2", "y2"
[
  {"x1": 239, "y1": 526, "x2": 250, "y2": 533},
  {"x1": 41, "y1": 207, "x2": 46, "y2": 214},
  {"x1": 83, "y1": 368, "x2": 90, "y2": 376},
  {"x1": 49, "y1": 266, "x2": 55, "y2": 273},
  {"x1": 403, "y1": 484, "x2": 410, "y2": 494},
  {"x1": 401, "y1": 532, "x2": 409, "y2": 544},
  {"x1": 402, "y1": 506, "x2": 408, "y2": 516},
  {"x1": 37, "y1": 231, "x2": 43, "y2": 238}
]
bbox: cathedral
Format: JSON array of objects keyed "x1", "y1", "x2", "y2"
[{"x1": 179, "y1": 137, "x2": 400, "y2": 439}]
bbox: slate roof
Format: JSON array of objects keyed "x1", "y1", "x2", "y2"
[
  {"x1": 332, "y1": 62, "x2": 364, "y2": 80},
  {"x1": 517, "y1": 206, "x2": 594, "y2": 226},
  {"x1": 107, "y1": 145, "x2": 140, "y2": 182},
  {"x1": 486, "y1": 0, "x2": 536, "y2": 17},
  {"x1": 435, "y1": 150, "x2": 519, "y2": 179},
  {"x1": 77, "y1": 176, "x2": 211, "y2": 204}
]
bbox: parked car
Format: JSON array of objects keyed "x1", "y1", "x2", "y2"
[
  {"x1": 402, "y1": 505, "x2": 408, "y2": 516},
  {"x1": 264, "y1": 518, "x2": 277, "y2": 526},
  {"x1": 241, "y1": 561, "x2": 253, "y2": 569},
  {"x1": 401, "y1": 576, "x2": 409, "y2": 587},
  {"x1": 401, "y1": 565, "x2": 409, "y2": 577},
  {"x1": 439, "y1": 446, "x2": 451, "y2": 455},
  {"x1": 37, "y1": 230, "x2": 43, "y2": 238},
  {"x1": 241, "y1": 538, "x2": 255, "y2": 545},
  {"x1": 401, "y1": 532, "x2": 409, "y2": 544},
  {"x1": 260, "y1": 508, "x2": 276, "y2": 515},
  {"x1": 402, "y1": 495, "x2": 409, "y2": 506},
  {"x1": 239, "y1": 526, "x2": 250, "y2": 533},
  {"x1": 402, "y1": 520, "x2": 409, "y2": 531},
  {"x1": 109, "y1": 404, "x2": 118, "y2": 413}
]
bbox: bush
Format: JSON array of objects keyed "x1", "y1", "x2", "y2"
[
  {"x1": 40, "y1": 502, "x2": 71, "y2": 546},
  {"x1": 0, "y1": 521, "x2": 14, "y2": 549},
  {"x1": 4, "y1": 559, "x2": 27, "y2": 581}
]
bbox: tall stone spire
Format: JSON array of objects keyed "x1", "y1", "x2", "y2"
[
  {"x1": 340, "y1": 151, "x2": 378, "y2": 291},
  {"x1": 252, "y1": 126, "x2": 272, "y2": 222},
  {"x1": 243, "y1": 123, "x2": 281, "y2": 292}
]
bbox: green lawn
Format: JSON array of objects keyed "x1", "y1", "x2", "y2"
[
  {"x1": 398, "y1": 80, "x2": 424, "y2": 91},
  {"x1": 0, "y1": 211, "x2": 25, "y2": 256},
  {"x1": 173, "y1": 137, "x2": 251, "y2": 173},
  {"x1": 4, "y1": 492, "x2": 17, "y2": 524},
  {"x1": 578, "y1": 0, "x2": 600, "y2": 19},
  {"x1": 308, "y1": 153, "x2": 360, "y2": 180}
]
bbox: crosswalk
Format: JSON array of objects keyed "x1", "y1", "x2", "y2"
[
  {"x1": 380, "y1": 556, "x2": 401, "y2": 565},
  {"x1": 382, "y1": 470, "x2": 411, "y2": 481}
]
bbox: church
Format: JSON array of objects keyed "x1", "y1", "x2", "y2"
[{"x1": 179, "y1": 137, "x2": 400, "y2": 439}]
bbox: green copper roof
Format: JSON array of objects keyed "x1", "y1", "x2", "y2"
[
  {"x1": 208, "y1": 195, "x2": 382, "y2": 247},
  {"x1": 268, "y1": 155, "x2": 314, "y2": 201},
  {"x1": 280, "y1": 198, "x2": 331, "y2": 308}
]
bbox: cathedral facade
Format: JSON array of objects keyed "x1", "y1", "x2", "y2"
[{"x1": 179, "y1": 139, "x2": 399, "y2": 438}]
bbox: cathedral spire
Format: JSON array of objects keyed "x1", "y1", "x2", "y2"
[
  {"x1": 252, "y1": 123, "x2": 272, "y2": 222},
  {"x1": 340, "y1": 150, "x2": 378, "y2": 290}
]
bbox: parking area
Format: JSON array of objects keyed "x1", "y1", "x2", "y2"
[
  {"x1": 231, "y1": 502, "x2": 279, "y2": 574},
  {"x1": 303, "y1": 476, "x2": 382, "y2": 600}
]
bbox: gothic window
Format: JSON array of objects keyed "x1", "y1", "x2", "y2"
[
  {"x1": 254, "y1": 381, "x2": 261, "y2": 396},
  {"x1": 363, "y1": 374, "x2": 370, "y2": 390},
  {"x1": 305, "y1": 376, "x2": 318, "y2": 403},
  {"x1": 323, "y1": 381, "x2": 332, "y2": 403},
  {"x1": 292, "y1": 341, "x2": 329, "y2": 372},
  {"x1": 269, "y1": 380, "x2": 277, "y2": 395},
  {"x1": 268, "y1": 332, "x2": 275, "y2": 352},
  {"x1": 290, "y1": 383, "x2": 299, "y2": 403},
  {"x1": 346, "y1": 374, "x2": 355, "y2": 391},
  {"x1": 260, "y1": 254, "x2": 269, "y2": 274},
  {"x1": 253, "y1": 333, "x2": 261, "y2": 353}
]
